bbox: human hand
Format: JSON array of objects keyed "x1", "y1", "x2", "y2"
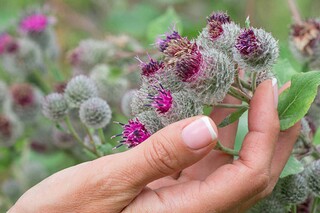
[{"x1": 9, "y1": 79, "x2": 300, "y2": 213}]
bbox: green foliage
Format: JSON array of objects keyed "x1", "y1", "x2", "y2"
[
  {"x1": 218, "y1": 106, "x2": 248, "y2": 128},
  {"x1": 273, "y1": 59, "x2": 299, "y2": 86},
  {"x1": 278, "y1": 71, "x2": 320, "y2": 130},
  {"x1": 280, "y1": 156, "x2": 304, "y2": 178},
  {"x1": 314, "y1": 128, "x2": 320, "y2": 145},
  {"x1": 147, "y1": 7, "x2": 183, "y2": 43}
]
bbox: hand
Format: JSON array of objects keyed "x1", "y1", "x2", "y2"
[{"x1": 9, "y1": 79, "x2": 300, "y2": 213}]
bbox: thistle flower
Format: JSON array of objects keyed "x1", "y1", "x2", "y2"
[
  {"x1": 136, "y1": 111, "x2": 164, "y2": 134},
  {"x1": 303, "y1": 159, "x2": 320, "y2": 196},
  {"x1": 188, "y1": 48, "x2": 234, "y2": 105},
  {"x1": 20, "y1": 13, "x2": 48, "y2": 33},
  {"x1": 42, "y1": 93, "x2": 69, "y2": 122},
  {"x1": 289, "y1": 19, "x2": 320, "y2": 69},
  {"x1": 0, "y1": 33, "x2": 18, "y2": 55},
  {"x1": 248, "y1": 195, "x2": 286, "y2": 213},
  {"x1": 64, "y1": 75, "x2": 98, "y2": 108},
  {"x1": 207, "y1": 11, "x2": 231, "y2": 24},
  {"x1": 79, "y1": 97, "x2": 112, "y2": 129},
  {"x1": 138, "y1": 56, "x2": 164, "y2": 77},
  {"x1": 0, "y1": 113, "x2": 22, "y2": 147},
  {"x1": 9, "y1": 83, "x2": 42, "y2": 121},
  {"x1": 1, "y1": 38, "x2": 43, "y2": 76},
  {"x1": 69, "y1": 39, "x2": 115, "y2": 72},
  {"x1": 113, "y1": 119, "x2": 151, "y2": 148},
  {"x1": 90, "y1": 64, "x2": 128, "y2": 105},
  {"x1": 278, "y1": 174, "x2": 308, "y2": 204},
  {"x1": 121, "y1": 89, "x2": 138, "y2": 117},
  {"x1": 146, "y1": 85, "x2": 173, "y2": 114},
  {"x1": 156, "y1": 31, "x2": 182, "y2": 52},
  {"x1": 233, "y1": 28, "x2": 279, "y2": 72}
]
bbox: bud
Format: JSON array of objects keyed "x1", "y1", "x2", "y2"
[
  {"x1": 90, "y1": 64, "x2": 129, "y2": 105},
  {"x1": 9, "y1": 83, "x2": 42, "y2": 121},
  {"x1": 79, "y1": 97, "x2": 112, "y2": 129},
  {"x1": 146, "y1": 84, "x2": 173, "y2": 114},
  {"x1": 121, "y1": 89, "x2": 138, "y2": 117},
  {"x1": 136, "y1": 111, "x2": 164, "y2": 134},
  {"x1": 289, "y1": 19, "x2": 320, "y2": 69},
  {"x1": 278, "y1": 174, "x2": 308, "y2": 204},
  {"x1": 303, "y1": 159, "x2": 320, "y2": 196},
  {"x1": 64, "y1": 75, "x2": 98, "y2": 108},
  {"x1": 113, "y1": 118, "x2": 151, "y2": 148},
  {"x1": 131, "y1": 87, "x2": 152, "y2": 116},
  {"x1": 0, "y1": 113, "x2": 22, "y2": 146},
  {"x1": 0, "y1": 33, "x2": 18, "y2": 55},
  {"x1": 42, "y1": 93, "x2": 69, "y2": 122},
  {"x1": 233, "y1": 28, "x2": 279, "y2": 72},
  {"x1": 156, "y1": 31, "x2": 182, "y2": 52},
  {"x1": 19, "y1": 13, "x2": 48, "y2": 33},
  {"x1": 188, "y1": 48, "x2": 234, "y2": 105}
]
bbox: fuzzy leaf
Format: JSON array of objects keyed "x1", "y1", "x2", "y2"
[
  {"x1": 278, "y1": 71, "x2": 320, "y2": 130},
  {"x1": 280, "y1": 156, "x2": 304, "y2": 178},
  {"x1": 147, "y1": 7, "x2": 183, "y2": 43},
  {"x1": 273, "y1": 59, "x2": 299, "y2": 86},
  {"x1": 218, "y1": 106, "x2": 248, "y2": 128},
  {"x1": 314, "y1": 128, "x2": 320, "y2": 145}
]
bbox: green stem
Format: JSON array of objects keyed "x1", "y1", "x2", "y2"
[
  {"x1": 240, "y1": 79, "x2": 252, "y2": 90},
  {"x1": 214, "y1": 103, "x2": 249, "y2": 109},
  {"x1": 252, "y1": 72, "x2": 258, "y2": 93},
  {"x1": 229, "y1": 86, "x2": 251, "y2": 103},
  {"x1": 65, "y1": 116, "x2": 98, "y2": 157},
  {"x1": 215, "y1": 141, "x2": 239, "y2": 156},
  {"x1": 98, "y1": 128, "x2": 106, "y2": 144},
  {"x1": 45, "y1": 56, "x2": 64, "y2": 81},
  {"x1": 83, "y1": 125, "x2": 98, "y2": 155},
  {"x1": 291, "y1": 205, "x2": 297, "y2": 213},
  {"x1": 311, "y1": 197, "x2": 319, "y2": 213},
  {"x1": 30, "y1": 71, "x2": 51, "y2": 94}
]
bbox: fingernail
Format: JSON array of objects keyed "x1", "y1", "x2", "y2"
[
  {"x1": 272, "y1": 78, "x2": 278, "y2": 108},
  {"x1": 182, "y1": 117, "x2": 217, "y2": 149}
]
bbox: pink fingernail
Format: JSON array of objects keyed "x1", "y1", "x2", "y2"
[
  {"x1": 182, "y1": 117, "x2": 217, "y2": 150},
  {"x1": 272, "y1": 78, "x2": 278, "y2": 108}
]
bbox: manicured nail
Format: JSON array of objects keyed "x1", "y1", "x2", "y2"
[
  {"x1": 272, "y1": 78, "x2": 278, "y2": 108},
  {"x1": 182, "y1": 117, "x2": 217, "y2": 149}
]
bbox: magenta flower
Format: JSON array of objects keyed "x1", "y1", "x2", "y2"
[
  {"x1": 147, "y1": 85, "x2": 173, "y2": 114},
  {"x1": 20, "y1": 14, "x2": 48, "y2": 33},
  {"x1": 157, "y1": 31, "x2": 182, "y2": 52},
  {"x1": 207, "y1": 11, "x2": 231, "y2": 24},
  {"x1": 10, "y1": 83, "x2": 35, "y2": 107},
  {"x1": 208, "y1": 20, "x2": 224, "y2": 40},
  {"x1": 235, "y1": 29, "x2": 262, "y2": 56},
  {"x1": 0, "y1": 33, "x2": 18, "y2": 55},
  {"x1": 138, "y1": 57, "x2": 164, "y2": 77},
  {"x1": 113, "y1": 119, "x2": 151, "y2": 148}
]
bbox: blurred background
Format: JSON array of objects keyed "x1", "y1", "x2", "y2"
[{"x1": 0, "y1": 0, "x2": 319, "y2": 210}]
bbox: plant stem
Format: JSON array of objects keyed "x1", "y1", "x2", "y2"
[
  {"x1": 214, "y1": 141, "x2": 239, "y2": 156},
  {"x1": 287, "y1": 0, "x2": 302, "y2": 24},
  {"x1": 30, "y1": 71, "x2": 51, "y2": 94},
  {"x1": 291, "y1": 205, "x2": 297, "y2": 213},
  {"x1": 83, "y1": 125, "x2": 98, "y2": 155},
  {"x1": 311, "y1": 197, "x2": 319, "y2": 213},
  {"x1": 229, "y1": 86, "x2": 251, "y2": 103},
  {"x1": 98, "y1": 128, "x2": 106, "y2": 144},
  {"x1": 240, "y1": 79, "x2": 252, "y2": 90},
  {"x1": 251, "y1": 72, "x2": 258, "y2": 93},
  {"x1": 65, "y1": 116, "x2": 98, "y2": 157},
  {"x1": 214, "y1": 103, "x2": 249, "y2": 109}
]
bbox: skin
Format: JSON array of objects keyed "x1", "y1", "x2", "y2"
[{"x1": 9, "y1": 80, "x2": 300, "y2": 213}]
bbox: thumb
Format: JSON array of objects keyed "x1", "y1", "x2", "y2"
[{"x1": 117, "y1": 116, "x2": 218, "y2": 188}]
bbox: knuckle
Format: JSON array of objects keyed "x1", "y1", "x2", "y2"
[
  {"x1": 144, "y1": 132, "x2": 179, "y2": 175},
  {"x1": 248, "y1": 169, "x2": 271, "y2": 193}
]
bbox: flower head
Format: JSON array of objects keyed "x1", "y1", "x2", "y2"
[
  {"x1": 0, "y1": 33, "x2": 18, "y2": 55},
  {"x1": 113, "y1": 119, "x2": 151, "y2": 148},
  {"x1": 235, "y1": 29, "x2": 262, "y2": 56},
  {"x1": 20, "y1": 14, "x2": 48, "y2": 33},
  {"x1": 207, "y1": 11, "x2": 231, "y2": 24},
  {"x1": 10, "y1": 83, "x2": 35, "y2": 107},
  {"x1": 0, "y1": 114, "x2": 12, "y2": 139},
  {"x1": 138, "y1": 57, "x2": 164, "y2": 77},
  {"x1": 157, "y1": 31, "x2": 182, "y2": 52},
  {"x1": 207, "y1": 21, "x2": 224, "y2": 40},
  {"x1": 175, "y1": 50, "x2": 202, "y2": 82},
  {"x1": 42, "y1": 93, "x2": 69, "y2": 122},
  {"x1": 146, "y1": 85, "x2": 173, "y2": 114}
]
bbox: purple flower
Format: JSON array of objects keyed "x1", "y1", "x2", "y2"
[
  {"x1": 176, "y1": 51, "x2": 202, "y2": 82},
  {"x1": 10, "y1": 83, "x2": 35, "y2": 107},
  {"x1": 138, "y1": 57, "x2": 164, "y2": 77},
  {"x1": 207, "y1": 11, "x2": 231, "y2": 24},
  {"x1": 20, "y1": 14, "x2": 48, "y2": 33},
  {"x1": 235, "y1": 29, "x2": 262, "y2": 56},
  {"x1": 147, "y1": 85, "x2": 173, "y2": 114},
  {"x1": 207, "y1": 20, "x2": 224, "y2": 40},
  {"x1": 157, "y1": 31, "x2": 182, "y2": 52},
  {"x1": 0, "y1": 33, "x2": 18, "y2": 55},
  {"x1": 113, "y1": 119, "x2": 151, "y2": 148}
]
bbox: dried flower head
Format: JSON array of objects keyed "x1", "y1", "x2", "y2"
[
  {"x1": 233, "y1": 28, "x2": 279, "y2": 72},
  {"x1": 42, "y1": 93, "x2": 69, "y2": 122},
  {"x1": 157, "y1": 31, "x2": 182, "y2": 52},
  {"x1": 113, "y1": 119, "x2": 151, "y2": 148},
  {"x1": 79, "y1": 97, "x2": 112, "y2": 129},
  {"x1": 20, "y1": 13, "x2": 48, "y2": 33},
  {"x1": 64, "y1": 75, "x2": 98, "y2": 108}
]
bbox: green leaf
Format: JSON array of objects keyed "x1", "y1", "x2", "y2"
[
  {"x1": 273, "y1": 59, "x2": 299, "y2": 86},
  {"x1": 147, "y1": 7, "x2": 183, "y2": 43},
  {"x1": 278, "y1": 71, "x2": 320, "y2": 130},
  {"x1": 280, "y1": 156, "x2": 304, "y2": 178},
  {"x1": 314, "y1": 128, "x2": 320, "y2": 145},
  {"x1": 218, "y1": 106, "x2": 248, "y2": 128}
]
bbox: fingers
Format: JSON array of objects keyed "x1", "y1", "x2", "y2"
[
  {"x1": 108, "y1": 116, "x2": 218, "y2": 190},
  {"x1": 237, "y1": 78, "x2": 279, "y2": 170}
]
